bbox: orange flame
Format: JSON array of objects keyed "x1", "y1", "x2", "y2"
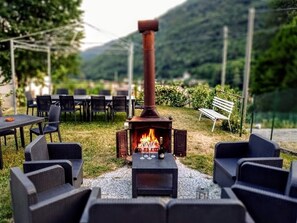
[{"x1": 138, "y1": 129, "x2": 159, "y2": 149}]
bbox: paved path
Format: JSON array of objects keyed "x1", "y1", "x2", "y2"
[
  {"x1": 83, "y1": 158, "x2": 221, "y2": 199},
  {"x1": 252, "y1": 128, "x2": 297, "y2": 142}
]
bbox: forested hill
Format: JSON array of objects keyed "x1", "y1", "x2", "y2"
[{"x1": 81, "y1": 0, "x2": 268, "y2": 87}]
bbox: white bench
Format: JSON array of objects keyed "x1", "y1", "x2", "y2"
[{"x1": 198, "y1": 96, "x2": 234, "y2": 132}]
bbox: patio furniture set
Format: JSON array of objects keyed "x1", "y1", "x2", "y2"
[
  {"x1": 28, "y1": 91, "x2": 134, "y2": 122},
  {"x1": 8, "y1": 130, "x2": 296, "y2": 223}
]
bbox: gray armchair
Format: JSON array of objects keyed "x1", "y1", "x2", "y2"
[
  {"x1": 10, "y1": 165, "x2": 91, "y2": 223},
  {"x1": 213, "y1": 133, "x2": 283, "y2": 187},
  {"x1": 80, "y1": 196, "x2": 166, "y2": 223},
  {"x1": 23, "y1": 135, "x2": 83, "y2": 188},
  {"x1": 230, "y1": 161, "x2": 297, "y2": 223},
  {"x1": 80, "y1": 189, "x2": 254, "y2": 223},
  {"x1": 167, "y1": 198, "x2": 253, "y2": 223}
]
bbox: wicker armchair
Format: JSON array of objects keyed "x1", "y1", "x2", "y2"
[
  {"x1": 213, "y1": 133, "x2": 283, "y2": 187},
  {"x1": 80, "y1": 197, "x2": 166, "y2": 223},
  {"x1": 23, "y1": 135, "x2": 83, "y2": 188},
  {"x1": 10, "y1": 165, "x2": 91, "y2": 223},
  {"x1": 167, "y1": 198, "x2": 253, "y2": 223},
  {"x1": 230, "y1": 161, "x2": 297, "y2": 223}
]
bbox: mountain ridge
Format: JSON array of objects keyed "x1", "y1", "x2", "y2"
[{"x1": 81, "y1": 0, "x2": 268, "y2": 88}]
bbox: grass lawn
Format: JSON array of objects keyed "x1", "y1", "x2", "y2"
[{"x1": 0, "y1": 105, "x2": 296, "y2": 222}]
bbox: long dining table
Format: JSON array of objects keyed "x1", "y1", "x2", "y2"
[
  {"x1": 0, "y1": 114, "x2": 44, "y2": 169},
  {"x1": 50, "y1": 95, "x2": 136, "y2": 121}
]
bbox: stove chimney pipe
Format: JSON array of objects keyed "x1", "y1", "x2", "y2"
[{"x1": 138, "y1": 19, "x2": 160, "y2": 118}]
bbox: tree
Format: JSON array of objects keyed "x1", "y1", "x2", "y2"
[
  {"x1": 0, "y1": 0, "x2": 83, "y2": 87},
  {"x1": 251, "y1": 10, "x2": 297, "y2": 94}
]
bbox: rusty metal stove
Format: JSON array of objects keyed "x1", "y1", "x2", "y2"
[{"x1": 116, "y1": 19, "x2": 186, "y2": 158}]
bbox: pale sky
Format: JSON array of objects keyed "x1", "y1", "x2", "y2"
[{"x1": 80, "y1": 0, "x2": 186, "y2": 50}]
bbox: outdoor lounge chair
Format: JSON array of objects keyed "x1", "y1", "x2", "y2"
[
  {"x1": 167, "y1": 198, "x2": 254, "y2": 223},
  {"x1": 80, "y1": 189, "x2": 254, "y2": 223},
  {"x1": 213, "y1": 133, "x2": 283, "y2": 187},
  {"x1": 10, "y1": 165, "x2": 91, "y2": 223},
  {"x1": 80, "y1": 197, "x2": 166, "y2": 223},
  {"x1": 23, "y1": 135, "x2": 83, "y2": 188},
  {"x1": 230, "y1": 161, "x2": 297, "y2": 223}
]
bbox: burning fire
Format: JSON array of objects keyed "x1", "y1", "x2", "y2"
[{"x1": 138, "y1": 129, "x2": 159, "y2": 151}]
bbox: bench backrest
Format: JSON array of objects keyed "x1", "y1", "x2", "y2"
[{"x1": 212, "y1": 96, "x2": 234, "y2": 119}]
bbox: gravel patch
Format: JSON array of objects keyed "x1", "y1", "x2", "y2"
[{"x1": 83, "y1": 158, "x2": 221, "y2": 199}]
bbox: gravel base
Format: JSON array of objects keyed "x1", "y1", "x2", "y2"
[{"x1": 83, "y1": 158, "x2": 221, "y2": 199}]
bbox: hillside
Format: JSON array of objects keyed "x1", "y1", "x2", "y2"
[{"x1": 81, "y1": 0, "x2": 269, "y2": 87}]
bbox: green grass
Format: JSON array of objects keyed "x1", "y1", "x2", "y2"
[{"x1": 0, "y1": 105, "x2": 296, "y2": 222}]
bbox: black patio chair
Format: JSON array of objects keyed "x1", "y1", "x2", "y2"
[
  {"x1": 74, "y1": 88, "x2": 87, "y2": 95},
  {"x1": 116, "y1": 90, "x2": 128, "y2": 96},
  {"x1": 110, "y1": 96, "x2": 127, "y2": 121},
  {"x1": 0, "y1": 129, "x2": 18, "y2": 150},
  {"x1": 30, "y1": 105, "x2": 62, "y2": 142},
  {"x1": 90, "y1": 96, "x2": 108, "y2": 121},
  {"x1": 56, "y1": 88, "x2": 69, "y2": 95},
  {"x1": 25, "y1": 91, "x2": 37, "y2": 115},
  {"x1": 10, "y1": 165, "x2": 91, "y2": 223},
  {"x1": 36, "y1": 95, "x2": 52, "y2": 118},
  {"x1": 0, "y1": 113, "x2": 18, "y2": 151},
  {"x1": 59, "y1": 95, "x2": 82, "y2": 121},
  {"x1": 99, "y1": 89, "x2": 111, "y2": 96}
]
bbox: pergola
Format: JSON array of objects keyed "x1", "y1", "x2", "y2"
[
  {"x1": 1, "y1": 22, "x2": 134, "y2": 116},
  {"x1": 5, "y1": 23, "x2": 80, "y2": 114}
]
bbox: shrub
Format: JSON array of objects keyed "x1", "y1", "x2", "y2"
[
  {"x1": 155, "y1": 85, "x2": 188, "y2": 107},
  {"x1": 189, "y1": 84, "x2": 213, "y2": 110}
]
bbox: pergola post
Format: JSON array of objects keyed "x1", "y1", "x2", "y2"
[
  {"x1": 128, "y1": 42, "x2": 134, "y2": 118},
  {"x1": 10, "y1": 40, "x2": 17, "y2": 114}
]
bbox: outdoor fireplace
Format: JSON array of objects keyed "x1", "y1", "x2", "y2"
[{"x1": 116, "y1": 19, "x2": 187, "y2": 159}]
